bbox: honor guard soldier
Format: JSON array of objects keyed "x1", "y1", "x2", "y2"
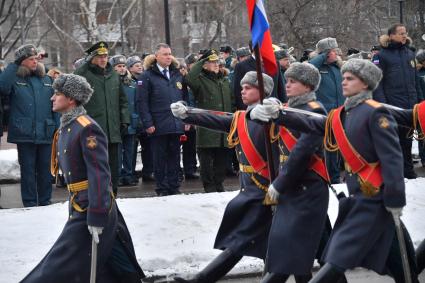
[
  {"x1": 251, "y1": 58, "x2": 418, "y2": 282},
  {"x1": 251, "y1": 63, "x2": 337, "y2": 283},
  {"x1": 171, "y1": 71, "x2": 278, "y2": 283},
  {"x1": 21, "y1": 74, "x2": 144, "y2": 283}
]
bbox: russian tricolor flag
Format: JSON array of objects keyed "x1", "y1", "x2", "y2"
[{"x1": 246, "y1": 0, "x2": 277, "y2": 76}]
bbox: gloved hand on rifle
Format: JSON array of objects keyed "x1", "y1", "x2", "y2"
[
  {"x1": 171, "y1": 102, "x2": 188, "y2": 119},
  {"x1": 250, "y1": 97, "x2": 282, "y2": 122}
]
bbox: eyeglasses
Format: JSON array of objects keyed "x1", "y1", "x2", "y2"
[{"x1": 396, "y1": 32, "x2": 408, "y2": 36}]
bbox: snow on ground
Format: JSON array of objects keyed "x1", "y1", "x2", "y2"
[
  {"x1": 0, "y1": 149, "x2": 20, "y2": 181},
  {"x1": 0, "y1": 180, "x2": 424, "y2": 283}
]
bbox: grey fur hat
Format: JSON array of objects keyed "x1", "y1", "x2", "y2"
[
  {"x1": 236, "y1": 47, "x2": 251, "y2": 58},
  {"x1": 341, "y1": 58, "x2": 382, "y2": 91},
  {"x1": 109, "y1": 55, "x2": 127, "y2": 67},
  {"x1": 416, "y1": 50, "x2": 425, "y2": 64},
  {"x1": 53, "y1": 74, "x2": 94, "y2": 105},
  {"x1": 316, "y1": 37, "x2": 338, "y2": 54},
  {"x1": 285, "y1": 62, "x2": 321, "y2": 91},
  {"x1": 126, "y1": 55, "x2": 142, "y2": 68},
  {"x1": 240, "y1": 71, "x2": 274, "y2": 95},
  {"x1": 15, "y1": 44, "x2": 38, "y2": 64}
]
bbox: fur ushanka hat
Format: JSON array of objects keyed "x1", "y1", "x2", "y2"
[
  {"x1": 53, "y1": 74, "x2": 94, "y2": 105},
  {"x1": 284, "y1": 62, "x2": 321, "y2": 91},
  {"x1": 240, "y1": 71, "x2": 274, "y2": 95},
  {"x1": 341, "y1": 59, "x2": 383, "y2": 91}
]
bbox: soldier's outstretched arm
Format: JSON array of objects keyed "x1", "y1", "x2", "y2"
[{"x1": 171, "y1": 102, "x2": 233, "y2": 133}]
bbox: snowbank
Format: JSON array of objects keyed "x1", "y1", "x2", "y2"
[{"x1": 0, "y1": 179, "x2": 424, "y2": 282}]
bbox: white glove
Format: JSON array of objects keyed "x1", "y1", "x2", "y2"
[
  {"x1": 267, "y1": 184, "x2": 280, "y2": 202},
  {"x1": 250, "y1": 97, "x2": 281, "y2": 122},
  {"x1": 88, "y1": 225, "x2": 103, "y2": 244},
  {"x1": 386, "y1": 207, "x2": 403, "y2": 218},
  {"x1": 170, "y1": 102, "x2": 188, "y2": 119}
]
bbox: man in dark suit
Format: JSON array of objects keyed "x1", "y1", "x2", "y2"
[{"x1": 232, "y1": 43, "x2": 286, "y2": 110}]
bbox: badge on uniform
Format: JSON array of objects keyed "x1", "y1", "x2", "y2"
[
  {"x1": 176, "y1": 82, "x2": 183, "y2": 90},
  {"x1": 378, "y1": 116, "x2": 389, "y2": 129},
  {"x1": 86, "y1": 136, "x2": 97, "y2": 149}
]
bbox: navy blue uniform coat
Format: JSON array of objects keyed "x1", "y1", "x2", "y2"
[{"x1": 184, "y1": 109, "x2": 277, "y2": 259}]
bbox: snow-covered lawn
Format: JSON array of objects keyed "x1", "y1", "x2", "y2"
[{"x1": 0, "y1": 180, "x2": 424, "y2": 283}]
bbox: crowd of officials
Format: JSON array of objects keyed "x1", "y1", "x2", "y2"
[{"x1": 0, "y1": 22, "x2": 424, "y2": 206}]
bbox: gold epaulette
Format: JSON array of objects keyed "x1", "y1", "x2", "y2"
[
  {"x1": 76, "y1": 115, "x2": 92, "y2": 127},
  {"x1": 365, "y1": 99, "x2": 382, "y2": 108},
  {"x1": 308, "y1": 101, "x2": 321, "y2": 109}
]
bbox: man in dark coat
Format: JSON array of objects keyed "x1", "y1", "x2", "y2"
[
  {"x1": 171, "y1": 71, "x2": 277, "y2": 283},
  {"x1": 21, "y1": 74, "x2": 144, "y2": 282},
  {"x1": 138, "y1": 43, "x2": 187, "y2": 196},
  {"x1": 232, "y1": 43, "x2": 286, "y2": 110},
  {"x1": 74, "y1": 41, "x2": 130, "y2": 195},
  {"x1": 251, "y1": 62, "x2": 331, "y2": 283},
  {"x1": 0, "y1": 44, "x2": 57, "y2": 207},
  {"x1": 253, "y1": 59, "x2": 418, "y2": 283},
  {"x1": 373, "y1": 24, "x2": 420, "y2": 179},
  {"x1": 310, "y1": 37, "x2": 345, "y2": 184}
]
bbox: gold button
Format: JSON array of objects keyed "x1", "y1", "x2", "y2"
[
  {"x1": 67, "y1": 128, "x2": 71, "y2": 132},
  {"x1": 241, "y1": 188, "x2": 245, "y2": 192},
  {"x1": 68, "y1": 171, "x2": 71, "y2": 176}
]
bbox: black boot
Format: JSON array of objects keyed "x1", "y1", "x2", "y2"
[
  {"x1": 260, "y1": 272, "x2": 289, "y2": 283},
  {"x1": 174, "y1": 249, "x2": 242, "y2": 283},
  {"x1": 416, "y1": 239, "x2": 425, "y2": 274},
  {"x1": 309, "y1": 263, "x2": 345, "y2": 283},
  {"x1": 294, "y1": 273, "x2": 312, "y2": 283}
]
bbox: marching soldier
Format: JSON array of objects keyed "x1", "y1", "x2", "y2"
[
  {"x1": 251, "y1": 58, "x2": 418, "y2": 282},
  {"x1": 171, "y1": 71, "x2": 278, "y2": 283},
  {"x1": 21, "y1": 74, "x2": 144, "y2": 282},
  {"x1": 253, "y1": 63, "x2": 335, "y2": 283}
]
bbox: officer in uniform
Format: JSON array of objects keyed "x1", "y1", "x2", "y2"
[
  {"x1": 21, "y1": 74, "x2": 144, "y2": 282},
  {"x1": 252, "y1": 63, "x2": 333, "y2": 283},
  {"x1": 251, "y1": 58, "x2": 418, "y2": 282},
  {"x1": 171, "y1": 71, "x2": 278, "y2": 283}
]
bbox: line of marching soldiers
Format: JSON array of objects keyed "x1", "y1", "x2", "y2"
[
  {"x1": 20, "y1": 58, "x2": 425, "y2": 282},
  {"x1": 170, "y1": 58, "x2": 425, "y2": 283}
]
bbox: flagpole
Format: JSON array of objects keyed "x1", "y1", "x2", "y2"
[{"x1": 254, "y1": 45, "x2": 276, "y2": 182}]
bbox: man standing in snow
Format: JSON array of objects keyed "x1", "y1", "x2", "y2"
[{"x1": 21, "y1": 74, "x2": 144, "y2": 283}]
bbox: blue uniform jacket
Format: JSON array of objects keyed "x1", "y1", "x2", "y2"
[
  {"x1": 309, "y1": 53, "x2": 345, "y2": 112},
  {"x1": 0, "y1": 63, "x2": 58, "y2": 144},
  {"x1": 273, "y1": 98, "x2": 405, "y2": 273},
  {"x1": 137, "y1": 60, "x2": 186, "y2": 136},
  {"x1": 122, "y1": 76, "x2": 139, "y2": 135},
  {"x1": 183, "y1": 109, "x2": 277, "y2": 259}
]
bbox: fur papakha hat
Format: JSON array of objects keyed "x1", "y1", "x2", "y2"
[
  {"x1": 316, "y1": 37, "x2": 338, "y2": 54},
  {"x1": 285, "y1": 62, "x2": 321, "y2": 91},
  {"x1": 341, "y1": 58, "x2": 383, "y2": 91},
  {"x1": 240, "y1": 71, "x2": 274, "y2": 95},
  {"x1": 53, "y1": 74, "x2": 94, "y2": 105}
]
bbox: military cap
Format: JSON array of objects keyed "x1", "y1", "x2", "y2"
[
  {"x1": 200, "y1": 49, "x2": 219, "y2": 61},
  {"x1": 109, "y1": 55, "x2": 127, "y2": 67},
  {"x1": 240, "y1": 71, "x2": 274, "y2": 95},
  {"x1": 85, "y1": 41, "x2": 108, "y2": 57},
  {"x1": 126, "y1": 55, "x2": 142, "y2": 68},
  {"x1": 341, "y1": 59, "x2": 382, "y2": 91},
  {"x1": 53, "y1": 74, "x2": 94, "y2": 105},
  {"x1": 15, "y1": 44, "x2": 38, "y2": 65},
  {"x1": 220, "y1": 45, "x2": 232, "y2": 54},
  {"x1": 185, "y1": 53, "x2": 198, "y2": 65},
  {"x1": 316, "y1": 37, "x2": 338, "y2": 54},
  {"x1": 199, "y1": 49, "x2": 208, "y2": 56},
  {"x1": 236, "y1": 47, "x2": 251, "y2": 58},
  {"x1": 275, "y1": 49, "x2": 289, "y2": 60}
]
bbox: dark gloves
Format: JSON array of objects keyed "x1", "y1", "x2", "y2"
[{"x1": 120, "y1": 123, "x2": 128, "y2": 136}]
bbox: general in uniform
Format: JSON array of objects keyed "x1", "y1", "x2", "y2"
[
  {"x1": 171, "y1": 71, "x2": 278, "y2": 283},
  {"x1": 21, "y1": 74, "x2": 144, "y2": 283}
]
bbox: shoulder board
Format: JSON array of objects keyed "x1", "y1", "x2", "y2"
[
  {"x1": 76, "y1": 115, "x2": 92, "y2": 127},
  {"x1": 365, "y1": 99, "x2": 382, "y2": 108},
  {"x1": 307, "y1": 101, "x2": 321, "y2": 109}
]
